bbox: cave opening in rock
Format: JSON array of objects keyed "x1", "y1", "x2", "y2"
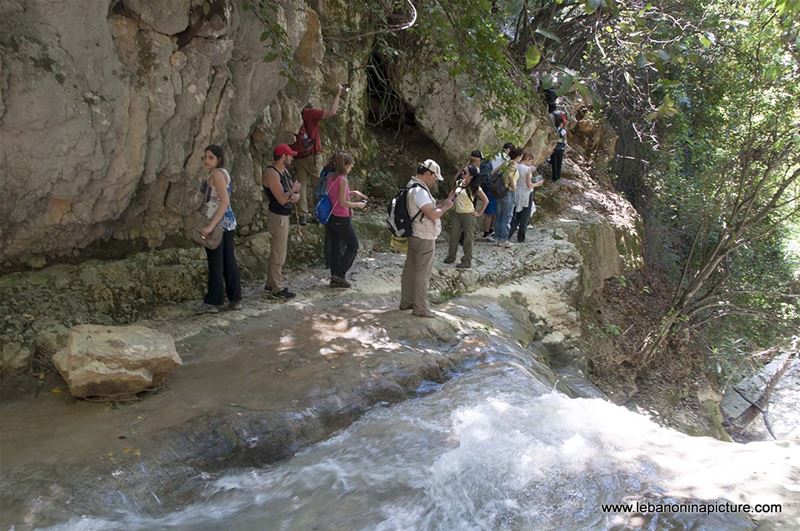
[
  {"x1": 366, "y1": 50, "x2": 415, "y2": 134},
  {"x1": 364, "y1": 50, "x2": 452, "y2": 189}
]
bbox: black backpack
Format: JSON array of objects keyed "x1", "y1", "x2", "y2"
[
  {"x1": 488, "y1": 162, "x2": 509, "y2": 197},
  {"x1": 478, "y1": 160, "x2": 493, "y2": 188},
  {"x1": 387, "y1": 183, "x2": 424, "y2": 237}
]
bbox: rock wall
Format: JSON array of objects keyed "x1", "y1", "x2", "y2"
[
  {"x1": 387, "y1": 55, "x2": 554, "y2": 165},
  {"x1": 0, "y1": 0, "x2": 558, "y2": 273},
  {"x1": 0, "y1": 0, "x2": 351, "y2": 271},
  {"x1": 0, "y1": 0, "x2": 635, "y2": 376}
]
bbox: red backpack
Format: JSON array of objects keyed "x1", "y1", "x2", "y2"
[{"x1": 293, "y1": 112, "x2": 317, "y2": 158}]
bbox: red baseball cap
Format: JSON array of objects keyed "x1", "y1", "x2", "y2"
[{"x1": 274, "y1": 144, "x2": 298, "y2": 158}]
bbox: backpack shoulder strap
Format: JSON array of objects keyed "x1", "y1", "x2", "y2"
[{"x1": 406, "y1": 182, "x2": 427, "y2": 222}]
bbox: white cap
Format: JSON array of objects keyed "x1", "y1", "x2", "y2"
[{"x1": 420, "y1": 159, "x2": 444, "y2": 181}]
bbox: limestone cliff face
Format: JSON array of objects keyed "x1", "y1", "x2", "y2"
[
  {"x1": 2, "y1": 1, "x2": 623, "y2": 376},
  {"x1": 0, "y1": 0, "x2": 562, "y2": 272},
  {"x1": 0, "y1": 0, "x2": 339, "y2": 271},
  {"x1": 387, "y1": 57, "x2": 553, "y2": 165}
]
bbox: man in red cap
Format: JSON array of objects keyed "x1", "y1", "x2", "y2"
[
  {"x1": 292, "y1": 84, "x2": 347, "y2": 225},
  {"x1": 262, "y1": 144, "x2": 301, "y2": 299}
]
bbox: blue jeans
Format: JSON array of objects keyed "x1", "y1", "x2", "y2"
[{"x1": 494, "y1": 191, "x2": 515, "y2": 240}]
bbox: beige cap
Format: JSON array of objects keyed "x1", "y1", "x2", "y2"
[{"x1": 420, "y1": 159, "x2": 444, "y2": 181}]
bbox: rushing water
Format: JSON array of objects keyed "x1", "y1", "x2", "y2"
[{"x1": 45, "y1": 357, "x2": 799, "y2": 530}]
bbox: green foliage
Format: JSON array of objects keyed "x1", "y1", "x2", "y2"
[
  {"x1": 386, "y1": 0, "x2": 535, "y2": 124},
  {"x1": 615, "y1": 0, "x2": 800, "y2": 362},
  {"x1": 242, "y1": 0, "x2": 293, "y2": 73}
]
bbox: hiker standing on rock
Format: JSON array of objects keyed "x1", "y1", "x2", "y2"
[
  {"x1": 292, "y1": 83, "x2": 347, "y2": 225},
  {"x1": 444, "y1": 165, "x2": 487, "y2": 269},
  {"x1": 550, "y1": 113, "x2": 567, "y2": 181},
  {"x1": 400, "y1": 160, "x2": 455, "y2": 318},
  {"x1": 509, "y1": 152, "x2": 542, "y2": 243},
  {"x1": 482, "y1": 143, "x2": 513, "y2": 238},
  {"x1": 493, "y1": 147, "x2": 523, "y2": 245},
  {"x1": 262, "y1": 144, "x2": 301, "y2": 300},
  {"x1": 326, "y1": 151, "x2": 368, "y2": 288},
  {"x1": 197, "y1": 145, "x2": 243, "y2": 314}
]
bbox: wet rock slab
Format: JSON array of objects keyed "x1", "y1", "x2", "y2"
[{"x1": 0, "y1": 292, "x2": 560, "y2": 527}]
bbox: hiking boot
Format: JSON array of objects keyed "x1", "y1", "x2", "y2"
[
  {"x1": 443, "y1": 257, "x2": 455, "y2": 264},
  {"x1": 330, "y1": 276, "x2": 352, "y2": 288},
  {"x1": 412, "y1": 310, "x2": 435, "y2": 318},
  {"x1": 456, "y1": 262, "x2": 471, "y2": 269},
  {"x1": 299, "y1": 214, "x2": 308, "y2": 225},
  {"x1": 229, "y1": 301, "x2": 243, "y2": 311},
  {"x1": 270, "y1": 288, "x2": 296, "y2": 300},
  {"x1": 195, "y1": 303, "x2": 220, "y2": 315}
]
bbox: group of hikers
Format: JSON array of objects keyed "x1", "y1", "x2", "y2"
[{"x1": 195, "y1": 83, "x2": 568, "y2": 318}]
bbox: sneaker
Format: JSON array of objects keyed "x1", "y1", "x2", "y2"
[
  {"x1": 229, "y1": 301, "x2": 243, "y2": 311},
  {"x1": 299, "y1": 214, "x2": 308, "y2": 226},
  {"x1": 330, "y1": 276, "x2": 352, "y2": 288},
  {"x1": 456, "y1": 263, "x2": 471, "y2": 269},
  {"x1": 399, "y1": 303, "x2": 413, "y2": 310},
  {"x1": 195, "y1": 303, "x2": 219, "y2": 315},
  {"x1": 270, "y1": 288, "x2": 296, "y2": 300},
  {"x1": 497, "y1": 240, "x2": 512, "y2": 248},
  {"x1": 443, "y1": 257, "x2": 455, "y2": 264}
]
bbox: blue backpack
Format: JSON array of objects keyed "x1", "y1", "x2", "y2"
[
  {"x1": 315, "y1": 166, "x2": 335, "y2": 203},
  {"x1": 314, "y1": 170, "x2": 338, "y2": 225}
]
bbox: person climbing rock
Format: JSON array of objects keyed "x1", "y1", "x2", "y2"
[
  {"x1": 262, "y1": 144, "x2": 301, "y2": 300},
  {"x1": 292, "y1": 83, "x2": 347, "y2": 225}
]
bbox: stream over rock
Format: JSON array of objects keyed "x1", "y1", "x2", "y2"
[{"x1": 2, "y1": 280, "x2": 798, "y2": 530}]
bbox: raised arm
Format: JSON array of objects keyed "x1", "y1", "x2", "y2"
[{"x1": 322, "y1": 85, "x2": 344, "y2": 119}]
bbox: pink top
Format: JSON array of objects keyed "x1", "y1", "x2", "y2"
[{"x1": 327, "y1": 175, "x2": 351, "y2": 218}]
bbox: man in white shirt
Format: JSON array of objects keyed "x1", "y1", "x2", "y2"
[{"x1": 400, "y1": 159, "x2": 455, "y2": 318}]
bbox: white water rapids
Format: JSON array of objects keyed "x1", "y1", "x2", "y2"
[{"x1": 47, "y1": 358, "x2": 799, "y2": 530}]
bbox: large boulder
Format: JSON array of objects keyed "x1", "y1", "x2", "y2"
[
  {"x1": 53, "y1": 325, "x2": 182, "y2": 399},
  {"x1": 386, "y1": 55, "x2": 553, "y2": 165}
]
